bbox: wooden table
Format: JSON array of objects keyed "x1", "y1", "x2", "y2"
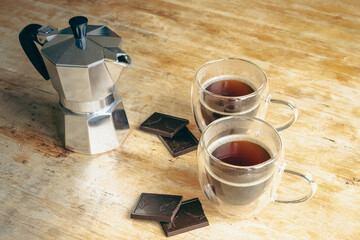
[{"x1": 1, "y1": 0, "x2": 359, "y2": 239}]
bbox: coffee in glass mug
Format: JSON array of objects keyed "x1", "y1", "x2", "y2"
[
  {"x1": 192, "y1": 58, "x2": 298, "y2": 132},
  {"x1": 197, "y1": 116, "x2": 317, "y2": 217}
]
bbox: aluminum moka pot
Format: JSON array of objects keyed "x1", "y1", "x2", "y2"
[{"x1": 19, "y1": 16, "x2": 132, "y2": 154}]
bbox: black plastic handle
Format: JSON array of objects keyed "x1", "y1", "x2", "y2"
[
  {"x1": 69, "y1": 16, "x2": 88, "y2": 50},
  {"x1": 19, "y1": 24, "x2": 50, "y2": 80}
]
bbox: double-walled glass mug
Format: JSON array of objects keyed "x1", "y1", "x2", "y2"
[
  {"x1": 197, "y1": 116, "x2": 317, "y2": 218},
  {"x1": 191, "y1": 58, "x2": 298, "y2": 132}
]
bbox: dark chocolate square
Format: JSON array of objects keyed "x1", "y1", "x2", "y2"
[
  {"x1": 140, "y1": 112, "x2": 189, "y2": 138},
  {"x1": 158, "y1": 127, "x2": 198, "y2": 157},
  {"x1": 130, "y1": 193, "x2": 183, "y2": 222},
  {"x1": 161, "y1": 198, "x2": 209, "y2": 237}
]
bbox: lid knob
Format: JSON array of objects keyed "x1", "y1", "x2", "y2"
[{"x1": 69, "y1": 16, "x2": 88, "y2": 50}]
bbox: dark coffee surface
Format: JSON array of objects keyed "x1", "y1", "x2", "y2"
[
  {"x1": 131, "y1": 193, "x2": 183, "y2": 222},
  {"x1": 206, "y1": 79, "x2": 255, "y2": 96},
  {"x1": 212, "y1": 140, "x2": 271, "y2": 166},
  {"x1": 161, "y1": 198, "x2": 209, "y2": 237},
  {"x1": 140, "y1": 112, "x2": 189, "y2": 138},
  {"x1": 158, "y1": 127, "x2": 198, "y2": 157}
]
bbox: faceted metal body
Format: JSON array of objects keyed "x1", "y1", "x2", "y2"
[
  {"x1": 56, "y1": 96, "x2": 129, "y2": 154},
  {"x1": 38, "y1": 25, "x2": 131, "y2": 154}
]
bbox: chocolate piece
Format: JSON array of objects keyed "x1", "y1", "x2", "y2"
[
  {"x1": 158, "y1": 127, "x2": 198, "y2": 157},
  {"x1": 140, "y1": 112, "x2": 189, "y2": 138},
  {"x1": 131, "y1": 193, "x2": 183, "y2": 222},
  {"x1": 161, "y1": 198, "x2": 209, "y2": 237}
]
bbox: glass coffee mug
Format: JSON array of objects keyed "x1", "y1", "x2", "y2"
[
  {"x1": 191, "y1": 58, "x2": 298, "y2": 132},
  {"x1": 197, "y1": 116, "x2": 317, "y2": 218}
]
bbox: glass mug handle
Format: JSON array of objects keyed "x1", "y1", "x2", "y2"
[
  {"x1": 267, "y1": 97, "x2": 299, "y2": 132},
  {"x1": 273, "y1": 164, "x2": 317, "y2": 204}
]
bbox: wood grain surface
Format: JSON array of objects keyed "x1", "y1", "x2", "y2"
[{"x1": 0, "y1": 0, "x2": 359, "y2": 239}]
